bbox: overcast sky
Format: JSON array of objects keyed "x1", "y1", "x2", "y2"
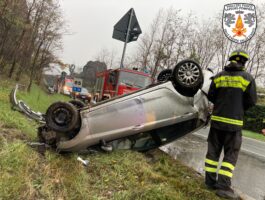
[{"x1": 58, "y1": 0, "x2": 261, "y2": 67}]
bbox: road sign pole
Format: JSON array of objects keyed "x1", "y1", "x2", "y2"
[{"x1": 120, "y1": 9, "x2": 134, "y2": 69}]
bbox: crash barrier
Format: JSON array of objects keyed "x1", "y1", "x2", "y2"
[
  {"x1": 244, "y1": 104, "x2": 265, "y2": 132},
  {"x1": 9, "y1": 85, "x2": 19, "y2": 109},
  {"x1": 10, "y1": 84, "x2": 45, "y2": 123}
]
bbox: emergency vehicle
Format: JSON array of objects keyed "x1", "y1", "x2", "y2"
[{"x1": 93, "y1": 68, "x2": 152, "y2": 101}]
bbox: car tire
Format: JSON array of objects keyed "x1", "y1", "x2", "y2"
[
  {"x1": 69, "y1": 99, "x2": 86, "y2": 109},
  {"x1": 46, "y1": 102, "x2": 80, "y2": 133},
  {"x1": 157, "y1": 69, "x2": 172, "y2": 82},
  {"x1": 172, "y1": 59, "x2": 203, "y2": 97}
]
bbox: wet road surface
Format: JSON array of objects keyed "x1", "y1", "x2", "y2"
[
  {"x1": 195, "y1": 127, "x2": 265, "y2": 161},
  {"x1": 161, "y1": 132, "x2": 265, "y2": 200}
]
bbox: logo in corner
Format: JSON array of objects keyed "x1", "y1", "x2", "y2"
[{"x1": 223, "y1": 3, "x2": 257, "y2": 43}]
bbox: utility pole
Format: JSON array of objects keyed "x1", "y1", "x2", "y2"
[{"x1": 120, "y1": 9, "x2": 134, "y2": 68}]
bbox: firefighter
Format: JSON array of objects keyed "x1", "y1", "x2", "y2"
[{"x1": 205, "y1": 50, "x2": 257, "y2": 199}]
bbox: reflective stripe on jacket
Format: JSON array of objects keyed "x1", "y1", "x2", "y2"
[{"x1": 208, "y1": 63, "x2": 257, "y2": 131}]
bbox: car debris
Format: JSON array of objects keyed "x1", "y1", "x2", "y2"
[
  {"x1": 100, "y1": 139, "x2": 113, "y2": 152},
  {"x1": 77, "y1": 156, "x2": 89, "y2": 166},
  {"x1": 27, "y1": 142, "x2": 51, "y2": 155}
]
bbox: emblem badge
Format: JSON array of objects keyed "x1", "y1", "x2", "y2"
[{"x1": 223, "y1": 3, "x2": 257, "y2": 43}]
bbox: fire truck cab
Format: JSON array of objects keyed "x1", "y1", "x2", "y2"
[{"x1": 93, "y1": 68, "x2": 152, "y2": 102}]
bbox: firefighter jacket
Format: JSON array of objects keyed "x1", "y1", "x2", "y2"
[{"x1": 208, "y1": 62, "x2": 257, "y2": 131}]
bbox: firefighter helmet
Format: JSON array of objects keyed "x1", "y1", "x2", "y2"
[{"x1": 229, "y1": 50, "x2": 249, "y2": 63}]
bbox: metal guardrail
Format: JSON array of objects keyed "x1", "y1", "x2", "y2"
[{"x1": 10, "y1": 84, "x2": 45, "y2": 123}]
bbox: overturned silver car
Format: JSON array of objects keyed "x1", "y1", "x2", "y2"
[{"x1": 39, "y1": 60, "x2": 213, "y2": 152}]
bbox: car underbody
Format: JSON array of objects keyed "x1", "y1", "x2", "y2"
[{"x1": 11, "y1": 60, "x2": 213, "y2": 153}]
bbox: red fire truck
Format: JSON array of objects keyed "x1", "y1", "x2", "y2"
[{"x1": 93, "y1": 68, "x2": 152, "y2": 102}]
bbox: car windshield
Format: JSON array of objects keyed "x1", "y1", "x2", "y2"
[{"x1": 119, "y1": 71, "x2": 152, "y2": 88}]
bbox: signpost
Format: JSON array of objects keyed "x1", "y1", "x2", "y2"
[
  {"x1": 113, "y1": 8, "x2": 142, "y2": 68},
  {"x1": 72, "y1": 78, "x2": 83, "y2": 93}
]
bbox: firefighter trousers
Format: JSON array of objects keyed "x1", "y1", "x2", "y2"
[{"x1": 205, "y1": 127, "x2": 242, "y2": 189}]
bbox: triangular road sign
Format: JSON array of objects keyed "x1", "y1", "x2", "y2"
[{"x1": 112, "y1": 8, "x2": 142, "y2": 43}]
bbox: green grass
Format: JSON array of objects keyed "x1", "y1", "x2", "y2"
[
  {"x1": 243, "y1": 130, "x2": 265, "y2": 142},
  {"x1": 258, "y1": 98, "x2": 265, "y2": 105},
  {"x1": 257, "y1": 87, "x2": 265, "y2": 105},
  {"x1": 0, "y1": 144, "x2": 221, "y2": 200},
  {"x1": 0, "y1": 79, "x2": 70, "y2": 139},
  {"x1": 0, "y1": 78, "x2": 221, "y2": 200},
  {"x1": 0, "y1": 80, "x2": 37, "y2": 139},
  {"x1": 18, "y1": 83, "x2": 70, "y2": 113}
]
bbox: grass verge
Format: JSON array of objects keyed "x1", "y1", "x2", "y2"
[
  {"x1": 0, "y1": 78, "x2": 221, "y2": 200},
  {"x1": 243, "y1": 130, "x2": 265, "y2": 142}
]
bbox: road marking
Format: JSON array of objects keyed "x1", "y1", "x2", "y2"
[
  {"x1": 193, "y1": 132, "x2": 265, "y2": 161},
  {"x1": 243, "y1": 136, "x2": 265, "y2": 144},
  {"x1": 240, "y1": 148, "x2": 265, "y2": 161},
  {"x1": 196, "y1": 126, "x2": 265, "y2": 144},
  {"x1": 193, "y1": 132, "x2": 207, "y2": 139}
]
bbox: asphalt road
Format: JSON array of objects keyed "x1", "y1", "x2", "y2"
[
  {"x1": 161, "y1": 128, "x2": 265, "y2": 200},
  {"x1": 194, "y1": 126, "x2": 265, "y2": 161}
]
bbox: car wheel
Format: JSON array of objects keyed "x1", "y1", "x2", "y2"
[
  {"x1": 172, "y1": 59, "x2": 203, "y2": 97},
  {"x1": 46, "y1": 102, "x2": 80, "y2": 133},
  {"x1": 157, "y1": 69, "x2": 172, "y2": 82},
  {"x1": 69, "y1": 99, "x2": 86, "y2": 109}
]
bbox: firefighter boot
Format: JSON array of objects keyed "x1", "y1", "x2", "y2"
[{"x1": 216, "y1": 188, "x2": 240, "y2": 200}]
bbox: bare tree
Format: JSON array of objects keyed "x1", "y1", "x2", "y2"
[
  {"x1": 134, "y1": 10, "x2": 163, "y2": 72},
  {"x1": 151, "y1": 8, "x2": 174, "y2": 77},
  {"x1": 94, "y1": 48, "x2": 118, "y2": 69},
  {"x1": 27, "y1": 0, "x2": 64, "y2": 91},
  {"x1": 8, "y1": 0, "x2": 36, "y2": 78},
  {"x1": 133, "y1": 3, "x2": 265, "y2": 86},
  {"x1": 0, "y1": 0, "x2": 65, "y2": 91}
]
